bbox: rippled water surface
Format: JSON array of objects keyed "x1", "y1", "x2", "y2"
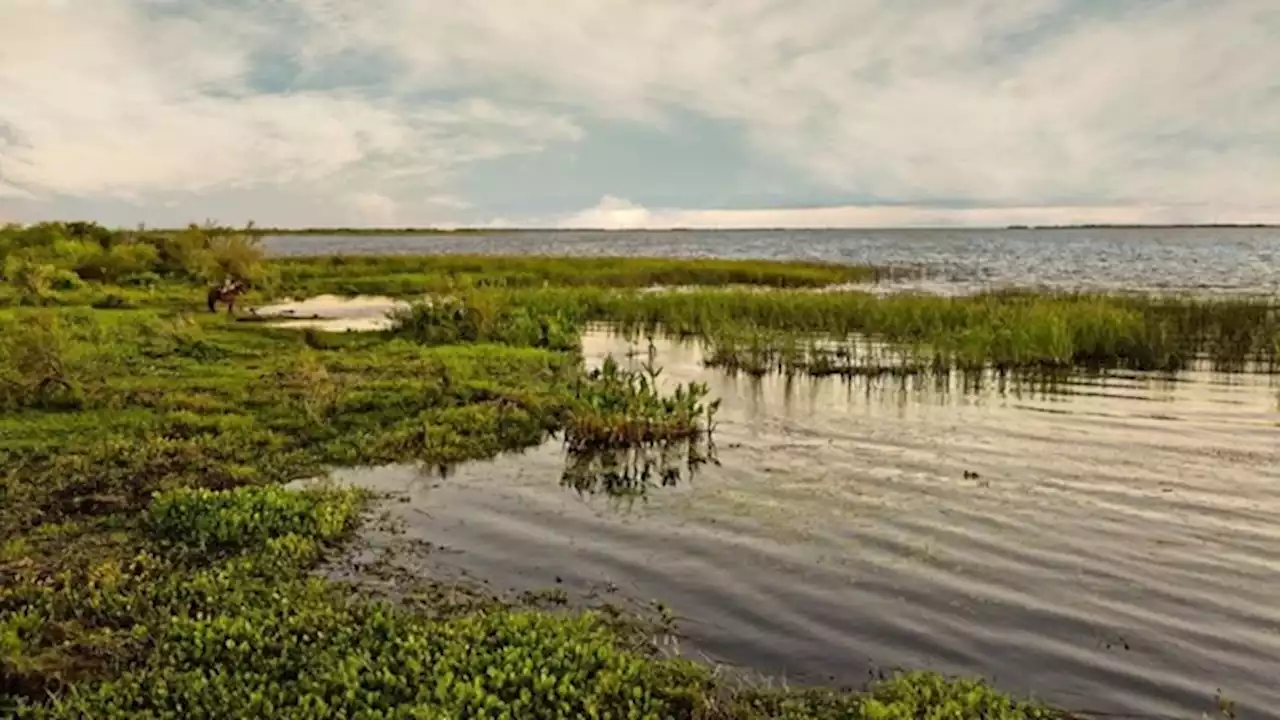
[
  {"x1": 331, "y1": 331, "x2": 1280, "y2": 720},
  {"x1": 264, "y1": 228, "x2": 1280, "y2": 295}
]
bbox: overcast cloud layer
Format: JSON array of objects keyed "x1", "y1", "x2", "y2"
[{"x1": 2, "y1": 0, "x2": 1277, "y2": 228}]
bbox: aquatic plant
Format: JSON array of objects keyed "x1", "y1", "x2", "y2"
[
  {"x1": 386, "y1": 296, "x2": 581, "y2": 351},
  {"x1": 565, "y1": 355, "x2": 720, "y2": 453},
  {"x1": 465, "y1": 286, "x2": 1280, "y2": 374},
  {"x1": 3, "y1": 481, "x2": 1063, "y2": 720}
]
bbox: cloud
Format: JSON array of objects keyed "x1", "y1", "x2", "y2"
[
  {"x1": 551, "y1": 196, "x2": 1280, "y2": 230},
  {"x1": 557, "y1": 196, "x2": 654, "y2": 230},
  {"x1": 347, "y1": 192, "x2": 399, "y2": 225},
  {"x1": 2, "y1": 0, "x2": 1278, "y2": 226},
  {"x1": 0, "y1": 0, "x2": 581, "y2": 223}
]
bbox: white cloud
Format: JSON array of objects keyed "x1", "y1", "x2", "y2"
[
  {"x1": 0, "y1": 0, "x2": 581, "y2": 221},
  {"x1": 552, "y1": 196, "x2": 1280, "y2": 230},
  {"x1": 302, "y1": 0, "x2": 1279, "y2": 213},
  {"x1": 558, "y1": 196, "x2": 653, "y2": 229},
  {"x1": 2, "y1": 0, "x2": 1278, "y2": 225},
  {"x1": 347, "y1": 192, "x2": 399, "y2": 225}
]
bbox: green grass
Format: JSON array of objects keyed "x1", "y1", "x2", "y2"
[
  {"x1": 269, "y1": 253, "x2": 898, "y2": 297},
  {"x1": 416, "y1": 286, "x2": 1280, "y2": 374},
  {"x1": 1, "y1": 222, "x2": 905, "y2": 310}
]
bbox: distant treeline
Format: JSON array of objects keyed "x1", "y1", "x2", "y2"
[{"x1": 1007, "y1": 223, "x2": 1278, "y2": 230}]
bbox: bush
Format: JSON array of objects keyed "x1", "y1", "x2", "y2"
[
  {"x1": 0, "y1": 312, "x2": 83, "y2": 408},
  {"x1": 0, "y1": 222, "x2": 266, "y2": 291}
]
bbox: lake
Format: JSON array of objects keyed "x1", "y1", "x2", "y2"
[{"x1": 263, "y1": 227, "x2": 1280, "y2": 296}]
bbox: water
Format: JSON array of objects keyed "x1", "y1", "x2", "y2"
[
  {"x1": 331, "y1": 331, "x2": 1280, "y2": 720},
  {"x1": 263, "y1": 228, "x2": 1280, "y2": 296},
  {"x1": 249, "y1": 294, "x2": 407, "y2": 331}
]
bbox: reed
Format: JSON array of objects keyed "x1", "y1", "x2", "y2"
[
  {"x1": 451, "y1": 286, "x2": 1280, "y2": 373},
  {"x1": 564, "y1": 354, "x2": 719, "y2": 453}
]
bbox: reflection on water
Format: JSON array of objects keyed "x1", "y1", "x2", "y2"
[
  {"x1": 560, "y1": 441, "x2": 718, "y2": 500},
  {"x1": 249, "y1": 294, "x2": 408, "y2": 331},
  {"x1": 333, "y1": 330, "x2": 1280, "y2": 720}
]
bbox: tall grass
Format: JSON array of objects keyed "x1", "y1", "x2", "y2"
[
  {"x1": 439, "y1": 287, "x2": 1280, "y2": 373},
  {"x1": 271, "y1": 253, "x2": 902, "y2": 295},
  {"x1": 385, "y1": 296, "x2": 582, "y2": 351},
  {"x1": 565, "y1": 355, "x2": 719, "y2": 453}
]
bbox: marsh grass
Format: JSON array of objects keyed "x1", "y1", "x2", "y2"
[
  {"x1": 386, "y1": 296, "x2": 581, "y2": 351},
  {"x1": 272, "y1": 253, "x2": 899, "y2": 297},
  {"x1": 459, "y1": 286, "x2": 1280, "y2": 374},
  {"x1": 565, "y1": 355, "x2": 719, "y2": 453}
]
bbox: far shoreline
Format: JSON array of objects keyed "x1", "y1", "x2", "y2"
[{"x1": 254, "y1": 223, "x2": 1280, "y2": 235}]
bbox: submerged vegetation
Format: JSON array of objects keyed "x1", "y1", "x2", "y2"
[{"x1": 13, "y1": 219, "x2": 1268, "y2": 717}]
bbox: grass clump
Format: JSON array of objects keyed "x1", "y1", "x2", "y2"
[
  {"x1": 567, "y1": 355, "x2": 718, "y2": 453},
  {"x1": 386, "y1": 296, "x2": 581, "y2": 351}
]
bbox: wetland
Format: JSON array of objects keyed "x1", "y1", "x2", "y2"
[{"x1": 2, "y1": 221, "x2": 1278, "y2": 719}]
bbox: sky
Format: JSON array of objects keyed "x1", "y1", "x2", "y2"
[{"x1": 1, "y1": 0, "x2": 1278, "y2": 229}]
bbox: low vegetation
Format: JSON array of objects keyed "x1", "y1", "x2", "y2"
[{"x1": 270, "y1": 253, "x2": 900, "y2": 297}]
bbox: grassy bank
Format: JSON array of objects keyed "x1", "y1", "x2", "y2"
[
  {"x1": 269, "y1": 254, "x2": 899, "y2": 297},
  {"x1": 0, "y1": 222, "x2": 900, "y2": 309}
]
